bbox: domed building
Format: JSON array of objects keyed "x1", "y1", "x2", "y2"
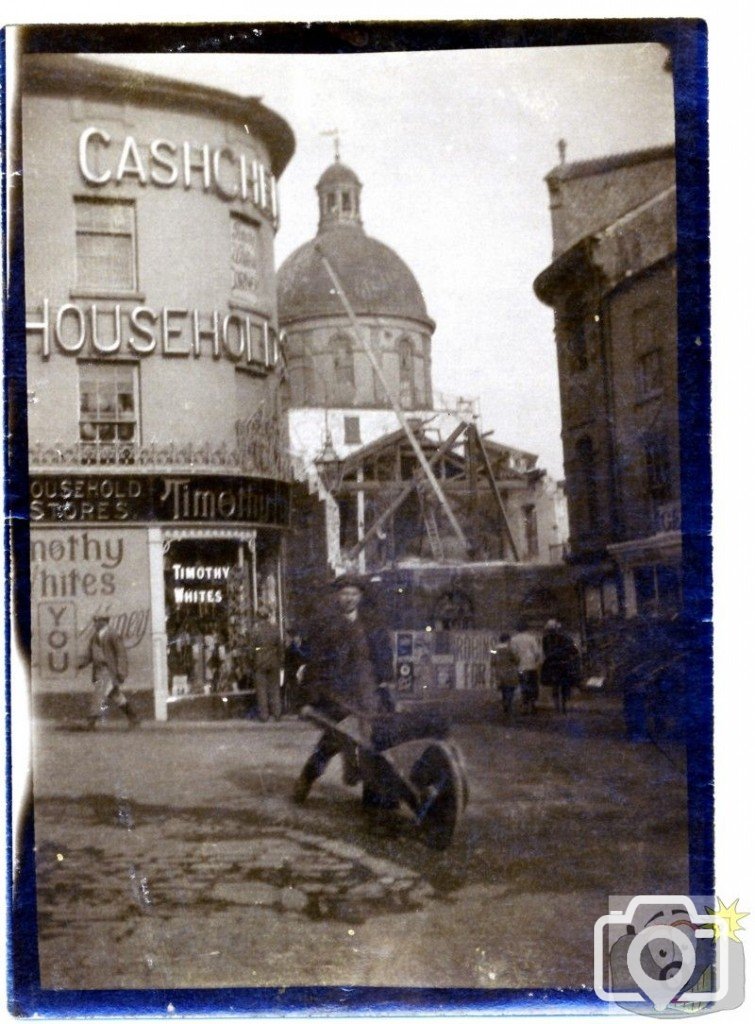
[
  {"x1": 278, "y1": 156, "x2": 570, "y2": 605},
  {"x1": 278, "y1": 157, "x2": 435, "y2": 462}
]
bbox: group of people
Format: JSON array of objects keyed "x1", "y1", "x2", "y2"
[{"x1": 491, "y1": 619, "x2": 581, "y2": 717}]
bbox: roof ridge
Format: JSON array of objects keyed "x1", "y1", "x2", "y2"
[{"x1": 546, "y1": 143, "x2": 675, "y2": 183}]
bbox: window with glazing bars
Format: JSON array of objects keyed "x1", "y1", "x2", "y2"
[
  {"x1": 75, "y1": 198, "x2": 137, "y2": 293},
  {"x1": 79, "y1": 362, "x2": 138, "y2": 443}
]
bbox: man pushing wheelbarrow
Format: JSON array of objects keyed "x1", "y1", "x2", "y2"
[{"x1": 292, "y1": 575, "x2": 468, "y2": 850}]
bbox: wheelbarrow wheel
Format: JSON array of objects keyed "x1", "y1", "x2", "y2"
[{"x1": 409, "y1": 741, "x2": 466, "y2": 850}]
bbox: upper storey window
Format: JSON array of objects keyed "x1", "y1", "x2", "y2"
[
  {"x1": 633, "y1": 303, "x2": 664, "y2": 400},
  {"x1": 522, "y1": 503, "x2": 539, "y2": 559},
  {"x1": 636, "y1": 348, "x2": 663, "y2": 399},
  {"x1": 644, "y1": 434, "x2": 673, "y2": 502},
  {"x1": 575, "y1": 434, "x2": 599, "y2": 533},
  {"x1": 398, "y1": 336, "x2": 416, "y2": 407},
  {"x1": 75, "y1": 198, "x2": 137, "y2": 294},
  {"x1": 562, "y1": 315, "x2": 588, "y2": 373},
  {"x1": 79, "y1": 361, "x2": 139, "y2": 445}
]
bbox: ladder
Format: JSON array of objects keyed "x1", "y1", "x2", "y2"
[{"x1": 423, "y1": 505, "x2": 445, "y2": 560}]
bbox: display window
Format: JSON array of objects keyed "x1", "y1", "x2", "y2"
[{"x1": 163, "y1": 532, "x2": 281, "y2": 698}]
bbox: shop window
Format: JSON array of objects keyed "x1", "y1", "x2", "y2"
[
  {"x1": 583, "y1": 578, "x2": 620, "y2": 622},
  {"x1": 522, "y1": 503, "x2": 539, "y2": 558},
  {"x1": 636, "y1": 348, "x2": 663, "y2": 399},
  {"x1": 657, "y1": 566, "x2": 682, "y2": 613},
  {"x1": 75, "y1": 198, "x2": 137, "y2": 293},
  {"x1": 645, "y1": 435, "x2": 673, "y2": 501},
  {"x1": 164, "y1": 536, "x2": 281, "y2": 697},
  {"x1": 602, "y1": 579, "x2": 620, "y2": 617},
  {"x1": 79, "y1": 361, "x2": 139, "y2": 446},
  {"x1": 398, "y1": 336, "x2": 416, "y2": 406},
  {"x1": 344, "y1": 415, "x2": 361, "y2": 445},
  {"x1": 634, "y1": 564, "x2": 682, "y2": 618}
]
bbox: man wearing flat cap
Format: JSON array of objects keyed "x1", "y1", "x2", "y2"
[
  {"x1": 250, "y1": 603, "x2": 284, "y2": 721},
  {"x1": 292, "y1": 574, "x2": 393, "y2": 803},
  {"x1": 79, "y1": 613, "x2": 139, "y2": 729}
]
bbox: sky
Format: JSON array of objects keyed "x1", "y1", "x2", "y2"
[{"x1": 76, "y1": 43, "x2": 675, "y2": 479}]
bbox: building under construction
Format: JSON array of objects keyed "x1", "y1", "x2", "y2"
[{"x1": 279, "y1": 156, "x2": 574, "y2": 693}]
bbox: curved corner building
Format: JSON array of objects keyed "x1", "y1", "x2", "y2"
[{"x1": 22, "y1": 55, "x2": 295, "y2": 720}]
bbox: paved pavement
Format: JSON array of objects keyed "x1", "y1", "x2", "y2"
[{"x1": 26, "y1": 690, "x2": 689, "y2": 994}]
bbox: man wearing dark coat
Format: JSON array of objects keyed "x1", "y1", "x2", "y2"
[
  {"x1": 79, "y1": 614, "x2": 139, "y2": 729},
  {"x1": 292, "y1": 575, "x2": 392, "y2": 803},
  {"x1": 541, "y1": 619, "x2": 581, "y2": 713},
  {"x1": 250, "y1": 604, "x2": 284, "y2": 721}
]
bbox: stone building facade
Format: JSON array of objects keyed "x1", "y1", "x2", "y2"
[
  {"x1": 22, "y1": 55, "x2": 295, "y2": 720},
  {"x1": 534, "y1": 144, "x2": 680, "y2": 659}
]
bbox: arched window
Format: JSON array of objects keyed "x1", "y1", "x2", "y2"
[
  {"x1": 298, "y1": 353, "x2": 315, "y2": 405},
  {"x1": 332, "y1": 333, "x2": 355, "y2": 402},
  {"x1": 398, "y1": 336, "x2": 415, "y2": 407}
]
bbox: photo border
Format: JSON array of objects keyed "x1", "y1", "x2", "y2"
[{"x1": 4, "y1": 18, "x2": 711, "y2": 1017}]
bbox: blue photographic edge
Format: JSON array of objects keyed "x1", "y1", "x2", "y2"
[{"x1": 3, "y1": 19, "x2": 711, "y2": 1018}]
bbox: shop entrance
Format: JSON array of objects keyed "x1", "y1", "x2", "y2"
[{"x1": 162, "y1": 531, "x2": 282, "y2": 701}]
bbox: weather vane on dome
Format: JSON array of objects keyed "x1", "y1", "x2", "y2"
[{"x1": 320, "y1": 128, "x2": 341, "y2": 162}]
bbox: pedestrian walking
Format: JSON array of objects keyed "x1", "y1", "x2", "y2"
[
  {"x1": 490, "y1": 633, "x2": 519, "y2": 717},
  {"x1": 78, "y1": 614, "x2": 139, "y2": 729},
  {"x1": 250, "y1": 605, "x2": 284, "y2": 721},
  {"x1": 541, "y1": 619, "x2": 581, "y2": 713},
  {"x1": 509, "y1": 621, "x2": 543, "y2": 714},
  {"x1": 292, "y1": 574, "x2": 392, "y2": 804}
]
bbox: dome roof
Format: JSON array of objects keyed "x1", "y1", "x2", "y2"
[
  {"x1": 277, "y1": 224, "x2": 434, "y2": 328},
  {"x1": 316, "y1": 160, "x2": 361, "y2": 190}
]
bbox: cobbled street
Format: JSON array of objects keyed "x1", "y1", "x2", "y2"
[{"x1": 27, "y1": 691, "x2": 689, "y2": 992}]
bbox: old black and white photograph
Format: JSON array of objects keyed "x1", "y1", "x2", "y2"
[{"x1": 6, "y1": 19, "x2": 715, "y2": 1016}]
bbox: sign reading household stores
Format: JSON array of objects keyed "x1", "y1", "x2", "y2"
[{"x1": 30, "y1": 474, "x2": 291, "y2": 527}]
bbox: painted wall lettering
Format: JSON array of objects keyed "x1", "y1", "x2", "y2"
[
  {"x1": 29, "y1": 475, "x2": 291, "y2": 527},
  {"x1": 30, "y1": 527, "x2": 152, "y2": 692},
  {"x1": 77, "y1": 126, "x2": 278, "y2": 221},
  {"x1": 26, "y1": 300, "x2": 277, "y2": 366}
]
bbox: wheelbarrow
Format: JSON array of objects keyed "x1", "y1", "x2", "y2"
[{"x1": 301, "y1": 704, "x2": 469, "y2": 850}]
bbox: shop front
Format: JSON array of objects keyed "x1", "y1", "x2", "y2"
[
  {"x1": 29, "y1": 470, "x2": 290, "y2": 721},
  {"x1": 162, "y1": 527, "x2": 283, "y2": 716}
]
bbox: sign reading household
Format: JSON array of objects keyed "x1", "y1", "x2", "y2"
[
  {"x1": 26, "y1": 300, "x2": 278, "y2": 367},
  {"x1": 30, "y1": 474, "x2": 291, "y2": 527}
]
